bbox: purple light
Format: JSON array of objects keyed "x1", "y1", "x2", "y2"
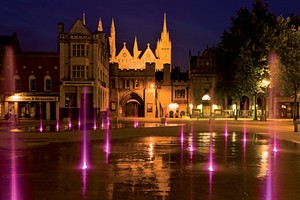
[
  {"x1": 82, "y1": 161, "x2": 87, "y2": 170},
  {"x1": 134, "y1": 121, "x2": 139, "y2": 128},
  {"x1": 56, "y1": 120, "x2": 60, "y2": 132},
  {"x1": 81, "y1": 87, "x2": 89, "y2": 170},
  {"x1": 224, "y1": 120, "x2": 228, "y2": 137},
  {"x1": 68, "y1": 120, "x2": 72, "y2": 130},
  {"x1": 11, "y1": 133, "x2": 19, "y2": 200},
  {"x1": 208, "y1": 131, "x2": 214, "y2": 172},
  {"x1": 39, "y1": 124, "x2": 43, "y2": 132},
  {"x1": 81, "y1": 166, "x2": 87, "y2": 200},
  {"x1": 104, "y1": 128, "x2": 110, "y2": 165},
  {"x1": 94, "y1": 107, "x2": 97, "y2": 130}
]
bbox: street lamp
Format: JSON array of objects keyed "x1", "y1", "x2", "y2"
[{"x1": 261, "y1": 79, "x2": 270, "y2": 121}]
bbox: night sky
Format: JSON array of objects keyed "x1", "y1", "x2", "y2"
[{"x1": 1, "y1": 0, "x2": 300, "y2": 70}]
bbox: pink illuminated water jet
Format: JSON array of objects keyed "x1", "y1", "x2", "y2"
[
  {"x1": 81, "y1": 87, "x2": 89, "y2": 170},
  {"x1": 11, "y1": 133, "x2": 19, "y2": 200},
  {"x1": 93, "y1": 106, "x2": 97, "y2": 130},
  {"x1": 56, "y1": 120, "x2": 60, "y2": 132},
  {"x1": 208, "y1": 130, "x2": 214, "y2": 172}
]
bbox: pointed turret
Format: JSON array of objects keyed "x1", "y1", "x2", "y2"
[
  {"x1": 163, "y1": 12, "x2": 168, "y2": 33},
  {"x1": 133, "y1": 36, "x2": 141, "y2": 58},
  {"x1": 97, "y1": 18, "x2": 103, "y2": 32},
  {"x1": 109, "y1": 18, "x2": 116, "y2": 61},
  {"x1": 82, "y1": 11, "x2": 86, "y2": 26}
]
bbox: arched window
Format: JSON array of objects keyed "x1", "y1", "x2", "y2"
[
  {"x1": 14, "y1": 75, "x2": 21, "y2": 91},
  {"x1": 29, "y1": 75, "x2": 36, "y2": 91},
  {"x1": 44, "y1": 75, "x2": 52, "y2": 91}
]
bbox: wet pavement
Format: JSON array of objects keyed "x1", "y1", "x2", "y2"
[{"x1": 1, "y1": 120, "x2": 300, "y2": 199}]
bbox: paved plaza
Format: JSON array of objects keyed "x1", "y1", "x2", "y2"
[{"x1": 1, "y1": 118, "x2": 300, "y2": 199}]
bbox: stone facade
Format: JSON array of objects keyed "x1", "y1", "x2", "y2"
[{"x1": 58, "y1": 18, "x2": 110, "y2": 120}]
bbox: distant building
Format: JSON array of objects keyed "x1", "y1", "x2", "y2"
[
  {"x1": 58, "y1": 17, "x2": 110, "y2": 120},
  {"x1": 0, "y1": 33, "x2": 60, "y2": 120},
  {"x1": 189, "y1": 48, "x2": 218, "y2": 117},
  {"x1": 109, "y1": 13, "x2": 171, "y2": 71},
  {"x1": 108, "y1": 13, "x2": 189, "y2": 118}
]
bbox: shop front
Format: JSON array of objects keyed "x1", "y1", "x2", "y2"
[{"x1": 5, "y1": 95, "x2": 59, "y2": 120}]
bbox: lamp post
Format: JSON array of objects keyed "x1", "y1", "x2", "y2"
[{"x1": 254, "y1": 92, "x2": 258, "y2": 120}]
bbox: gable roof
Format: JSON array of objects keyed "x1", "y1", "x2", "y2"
[{"x1": 68, "y1": 19, "x2": 90, "y2": 35}]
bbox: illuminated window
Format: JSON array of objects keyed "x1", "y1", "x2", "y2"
[
  {"x1": 14, "y1": 75, "x2": 21, "y2": 91},
  {"x1": 29, "y1": 75, "x2": 36, "y2": 91},
  {"x1": 44, "y1": 75, "x2": 52, "y2": 91},
  {"x1": 175, "y1": 89, "x2": 185, "y2": 99},
  {"x1": 135, "y1": 80, "x2": 139, "y2": 88},
  {"x1": 202, "y1": 94, "x2": 211, "y2": 100},
  {"x1": 65, "y1": 93, "x2": 76, "y2": 107},
  {"x1": 124, "y1": 79, "x2": 130, "y2": 89}
]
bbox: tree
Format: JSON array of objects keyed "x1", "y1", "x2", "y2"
[
  {"x1": 215, "y1": 0, "x2": 277, "y2": 117},
  {"x1": 275, "y1": 16, "x2": 300, "y2": 122}
]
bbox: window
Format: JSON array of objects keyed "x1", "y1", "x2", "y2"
[
  {"x1": 124, "y1": 79, "x2": 130, "y2": 88},
  {"x1": 14, "y1": 75, "x2": 21, "y2": 91},
  {"x1": 175, "y1": 89, "x2": 185, "y2": 99},
  {"x1": 135, "y1": 79, "x2": 139, "y2": 88},
  {"x1": 72, "y1": 65, "x2": 85, "y2": 78},
  {"x1": 86, "y1": 45, "x2": 89, "y2": 56},
  {"x1": 44, "y1": 75, "x2": 52, "y2": 91},
  {"x1": 72, "y1": 44, "x2": 86, "y2": 56},
  {"x1": 29, "y1": 75, "x2": 36, "y2": 91},
  {"x1": 65, "y1": 93, "x2": 77, "y2": 107}
]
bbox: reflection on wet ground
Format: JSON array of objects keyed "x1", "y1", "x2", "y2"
[
  {"x1": 11, "y1": 122, "x2": 181, "y2": 133},
  {"x1": 1, "y1": 130, "x2": 300, "y2": 199}
]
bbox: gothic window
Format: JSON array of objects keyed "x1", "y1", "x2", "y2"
[
  {"x1": 29, "y1": 75, "x2": 36, "y2": 91},
  {"x1": 14, "y1": 75, "x2": 21, "y2": 91},
  {"x1": 44, "y1": 75, "x2": 52, "y2": 91}
]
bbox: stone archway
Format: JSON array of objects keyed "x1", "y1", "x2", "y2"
[{"x1": 121, "y1": 92, "x2": 144, "y2": 117}]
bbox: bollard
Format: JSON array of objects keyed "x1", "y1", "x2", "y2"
[{"x1": 294, "y1": 120, "x2": 298, "y2": 132}]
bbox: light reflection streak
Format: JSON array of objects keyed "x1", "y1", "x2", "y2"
[
  {"x1": 149, "y1": 139, "x2": 154, "y2": 161},
  {"x1": 81, "y1": 168, "x2": 87, "y2": 200},
  {"x1": 104, "y1": 128, "x2": 111, "y2": 165},
  {"x1": 243, "y1": 120, "x2": 247, "y2": 160},
  {"x1": 209, "y1": 170, "x2": 213, "y2": 200},
  {"x1": 188, "y1": 126, "x2": 194, "y2": 161},
  {"x1": 11, "y1": 133, "x2": 18, "y2": 200}
]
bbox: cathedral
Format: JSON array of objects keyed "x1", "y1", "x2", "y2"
[
  {"x1": 108, "y1": 13, "x2": 191, "y2": 118},
  {"x1": 109, "y1": 13, "x2": 172, "y2": 71}
]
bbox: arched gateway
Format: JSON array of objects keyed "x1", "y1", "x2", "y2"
[{"x1": 120, "y1": 92, "x2": 144, "y2": 117}]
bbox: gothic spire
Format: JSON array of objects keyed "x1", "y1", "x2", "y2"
[
  {"x1": 163, "y1": 12, "x2": 168, "y2": 33},
  {"x1": 97, "y1": 17, "x2": 103, "y2": 32}
]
